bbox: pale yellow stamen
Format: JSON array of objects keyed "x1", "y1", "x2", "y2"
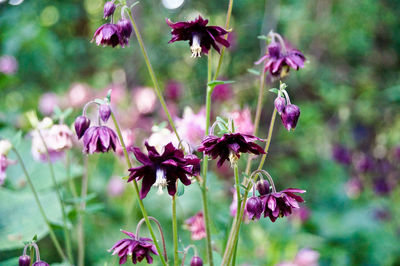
[{"x1": 191, "y1": 34, "x2": 202, "y2": 58}]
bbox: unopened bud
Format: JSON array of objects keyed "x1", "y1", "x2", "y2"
[
  {"x1": 99, "y1": 104, "x2": 111, "y2": 122},
  {"x1": 274, "y1": 96, "x2": 286, "y2": 114},
  {"x1": 74, "y1": 115, "x2": 91, "y2": 139},
  {"x1": 190, "y1": 256, "x2": 203, "y2": 266},
  {"x1": 281, "y1": 104, "x2": 300, "y2": 131},
  {"x1": 19, "y1": 255, "x2": 31, "y2": 266},
  {"x1": 103, "y1": 1, "x2": 116, "y2": 18}
]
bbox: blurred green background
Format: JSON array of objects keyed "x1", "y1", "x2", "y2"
[{"x1": 1, "y1": 0, "x2": 400, "y2": 265}]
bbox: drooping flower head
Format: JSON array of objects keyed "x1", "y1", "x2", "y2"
[
  {"x1": 92, "y1": 23, "x2": 123, "y2": 47},
  {"x1": 262, "y1": 188, "x2": 306, "y2": 222},
  {"x1": 103, "y1": 1, "x2": 116, "y2": 18},
  {"x1": 74, "y1": 115, "x2": 91, "y2": 139},
  {"x1": 167, "y1": 16, "x2": 230, "y2": 58},
  {"x1": 246, "y1": 196, "x2": 264, "y2": 221},
  {"x1": 190, "y1": 256, "x2": 204, "y2": 266},
  {"x1": 82, "y1": 126, "x2": 118, "y2": 154},
  {"x1": 185, "y1": 211, "x2": 206, "y2": 241},
  {"x1": 32, "y1": 261, "x2": 49, "y2": 266},
  {"x1": 198, "y1": 133, "x2": 265, "y2": 167},
  {"x1": 19, "y1": 255, "x2": 31, "y2": 266},
  {"x1": 281, "y1": 104, "x2": 301, "y2": 131},
  {"x1": 255, "y1": 31, "x2": 305, "y2": 78},
  {"x1": 128, "y1": 142, "x2": 201, "y2": 199},
  {"x1": 109, "y1": 230, "x2": 158, "y2": 265}
]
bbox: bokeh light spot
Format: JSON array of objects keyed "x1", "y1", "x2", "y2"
[
  {"x1": 162, "y1": 0, "x2": 184, "y2": 9},
  {"x1": 40, "y1": 6, "x2": 59, "y2": 27}
]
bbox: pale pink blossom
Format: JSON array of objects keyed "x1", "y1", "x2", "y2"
[
  {"x1": 107, "y1": 176, "x2": 126, "y2": 197},
  {"x1": 133, "y1": 87, "x2": 157, "y2": 114},
  {"x1": 67, "y1": 83, "x2": 91, "y2": 108},
  {"x1": 39, "y1": 93, "x2": 60, "y2": 116},
  {"x1": 276, "y1": 249, "x2": 319, "y2": 266},
  {"x1": 0, "y1": 154, "x2": 16, "y2": 185},
  {"x1": 229, "y1": 107, "x2": 254, "y2": 135},
  {"x1": 185, "y1": 211, "x2": 206, "y2": 240},
  {"x1": 0, "y1": 55, "x2": 18, "y2": 75},
  {"x1": 175, "y1": 107, "x2": 206, "y2": 149},
  {"x1": 116, "y1": 129, "x2": 135, "y2": 157}
]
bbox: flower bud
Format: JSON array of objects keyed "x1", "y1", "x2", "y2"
[
  {"x1": 19, "y1": 255, "x2": 31, "y2": 266},
  {"x1": 274, "y1": 96, "x2": 286, "y2": 114},
  {"x1": 246, "y1": 196, "x2": 263, "y2": 220},
  {"x1": 74, "y1": 115, "x2": 91, "y2": 139},
  {"x1": 281, "y1": 104, "x2": 300, "y2": 131},
  {"x1": 118, "y1": 18, "x2": 133, "y2": 39},
  {"x1": 256, "y1": 180, "x2": 270, "y2": 195},
  {"x1": 268, "y1": 42, "x2": 281, "y2": 58},
  {"x1": 32, "y1": 261, "x2": 49, "y2": 266},
  {"x1": 103, "y1": 1, "x2": 116, "y2": 18},
  {"x1": 99, "y1": 104, "x2": 111, "y2": 122},
  {"x1": 190, "y1": 256, "x2": 203, "y2": 266}
]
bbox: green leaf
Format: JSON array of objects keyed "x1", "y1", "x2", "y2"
[
  {"x1": 65, "y1": 193, "x2": 97, "y2": 204},
  {"x1": 269, "y1": 88, "x2": 279, "y2": 94},
  {"x1": 247, "y1": 68, "x2": 261, "y2": 76},
  {"x1": 257, "y1": 35, "x2": 268, "y2": 40},
  {"x1": 32, "y1": 234, "x2": 37, "y2": 241},
  {"x1": 207, "y1": 80, "x2": 235, "y2": 88},
  {"x1": 177, "y1": 182, "x2": 185, "y2": 197},
  {"x1": 11, "y1": 131, "x2": 22, "y2": 147},
  {"x1": 85, "y1": 203, "x2": 104, "y2": 213}
]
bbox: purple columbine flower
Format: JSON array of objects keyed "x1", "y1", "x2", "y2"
[
  {"x1": 262, "y1": 188, "x2": 306, "y2": 222},
  {"x1": 281, "y1": 104, "x2": 300, "y2": 131},
  {"x1": 99, "y1": 104, "x2": 112, "y2": 122},
  {"x1": 32, "y1": 262, "x2": 49, "y2": 266},
  {"x1": 166, "y1": 15, "x2": 230, "y2": 58},
  {"x1": 117, "y1": 18, "x2": 133, "y2": 46},
  {"x1": 332, "y1": 145, "x2": 352, "y2": 165},
  {"x1": 109, "y1": 230, "x2": 158, "y2": 265},
  {"x1": 256, "y1": 180, "x2": 270, "y2": 195},
  {"x1": 246, "y1": 196, "x2": 264, "y2": 221},
  {"x1": 103, "y1": 1, "x2": 116, "y2": 18},
  {"x1": 19, "y1": 255, "x2": 31, "y2": 266},
  {"x1": 255, "y1": 33, "x2": 305, "y2": 78},
  {"x1": 198, "y1": 133, "x2": 265, "y2": 167},
  {"x1": 92, "y1": 23, "x2": 123, "y2": 48},
  {"x1": 74, "y1": 116, "x2": 91, "y2": 139},
  {"x1": 82, "y1": 126, "x2": 118, "y2": 154},
  {"x1": 128, "y1": 142, "x2": 201, "y2": 199},
  {"x1": 190, "y1": 256, "x2": 203, "y2": 266},
  {"x1": 274, "y1": 96, "x2": 286, "y2": 114}
]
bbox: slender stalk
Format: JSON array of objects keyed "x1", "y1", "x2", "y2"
[
  {"x1": 37, "y1": 130, "x2": 72, "y2": 263},
  {"x1": 257, "y1": 108, "x2": 277, "y2": 170},
  {"x1": 65, "y1": 151, "x2": 78, "y2": 198},
  {"x1": 12, "y1": 148, "x2": 66, "y2": 261},
  {"x1": 77, "y1": 155, "x2": 89, "y2": 266},
  {"x1": 111, "y1": 112, "x2": 168, "y2": 266},
  {"x1": 126, "y1": 9, "x2": 180, "y2": 142},
  {"x1": 172, "y1": 195, "x2": 179, "y2": 266},
  {"x1": 245, "y1": 70, "x2": 267, "y2": 174}
]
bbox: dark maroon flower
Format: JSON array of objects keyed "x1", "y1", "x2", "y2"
[
  {"x1": 256, "y1": 180, "x2": 270, "y2": 195},
  {"x1": 128, "y1": 142, "x2": 201, "y2": 199},
  {"x1": 92, "y1": 23, "x2": 123, "y2": 48},
  {"x1": 109, "y1": 230, "x2": 158, "y2": 265},
  {"x1": 212, "y1": 82, "x2": 233, "y2": 102},
  {"x1": 281, "y1": 104, "x2": 300, "y2": 131},
  {"x1": 19, "y1": 255, "x2": 31, "y2": 266},
  {"x1": 332, "y1": 145, "x2": 352, "y2": 165},
  {"x1": 83, "y1": 126, "x2": 118, "y2": 154},
  {"x1": 198, "y1": 133, "x2": 265, "y2": 167},
  {"x1": 166, "y1": 16, "x2": 230, "y2": 57},
  {"x1": 255, "y1": 35, "x2": 305, "y2": 78},
  {"x1": 165, "y1": 81, "x2": 182, "y2": 101},
  {"x1": 262, "y1": 188, "x2": 306, "y2": 222},
  {"x1": 246, "y1": 196, "x2": 264, "y2": 220},
  {"x1": 74, "y1": 115, "x2": 91, "y2": 139},
  {"x1": 274, "y1": 96, "x2": 286, "y2": 114},
  {"x1": 32, "y1": 262, "x2": 49, "y2": 266},
  {"x1": 99, "y1": 104, "x2": 111, "y2": 122},
  {"x1": 190, "y1": 256, "x2": 203, "y2": 266},
  {"x1": 103, "y1": 1, "x2": 116, "y2": 18},
  {"x1": 117, "y1": 18, "x2": 133, "y2": 46}
]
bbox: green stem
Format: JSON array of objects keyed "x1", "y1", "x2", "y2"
[
  {"x1": 37, "y1": 130, "x2": 72, "y2": 263},
  {"x1": 65, "y1": 151, "x2": 78, "y2": 198},
  {"x1": 111, "y1": 112, "x2": 168, "y2": 266},
  {"x1": 77, "y1": 155, "x2": 88, "y2": 266},
  {"x1": 258, "y1": 108, "x2": 277, "y2": 170},
  {"x1": 12, "y1": 148, "x2": 67, "y2": 261},
  {"x1": 245, "y1": 70, "x2": 266, "y2": 174},
  {"x1": 127, "y1": 9, "x2": 180, "y2": 142},
  {"x1": 172, "y1": 195, "x2": 179, "y2": 266}
]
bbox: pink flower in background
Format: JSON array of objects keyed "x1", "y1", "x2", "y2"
[
  {"x1": 0, "y1": 55, "x2": 18, "y2": 75},
  {"x1": 107, "y1": 176, "x2": 126, "y2": 197},
  {"x1": 212, "y1": 82, "x2": 233, "y2": 102},
  {"x1": 289, "y1": 206, "x2": 311, "y2": 224},
  {"x1": 230, "y1": 107, "x2": 254, "y2": 135},
  {"x1": 147, "y1": 128, "x2": 180, "y2": 153},
  {"x1": 68, "y1": 83, "x2": 91, "y2": 108},
  {"x1": 116, "y1": 129, "x2": 135, "y2": 157},
  {"x1": 230, "y1": 189, "x2": 250, "y2": 223},
  {"x1": 39, "y1": 93, "x2": 59, "y2": 116},
  {"x1": 175, "y1": 107, "x2": 206, "y2": 150},
  {"x1": 185, "y1": 211, "x2": 206, "y2": 240},
  {"x1": 103, "y1": 84, "x2": 127, "y2": 104},
  {"x1": 0, "y1": 140, "x2": 16, "y2": 185},
  {"x1": 133, "y1": 87, "x2": 157, "y2": 115},
  {"x1": 276, "y1": 248, "x2": 319, "y2": 266},
  {"x1": 165, "y1": 80, "x2": 182, "y2": 101}
]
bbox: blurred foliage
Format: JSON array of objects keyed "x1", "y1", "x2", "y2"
[{"x1": 1, "y1": 0, "x2": 400, "y2": 265}]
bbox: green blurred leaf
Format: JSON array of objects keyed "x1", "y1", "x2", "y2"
[
  {"x1": 269, "y1": 88, "x2": 279, "y2": 94},
  {"x1": 177, "y1": 182, "x2": 185, "y2": 197},
  {"x1": 247, "y1": 68, "x2": 261, "y2": 76},
  {"x1": 207, "y1": 80, "x2": 235, "y2": 88}
]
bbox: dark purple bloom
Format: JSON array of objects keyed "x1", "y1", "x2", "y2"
[
  {"x1": 373, "y1": 178, "x2": 391, "y2": 196},
  {"x1": 166, "y1": 16, "x2": 230, "y2": 57},
  {"x1": 332, "y1": 145, "x2": 352, "y2": 165},
  {"x1": 32, "y1": 262, "x2": 49, "y2": 266},
  {"x1": 255, "y1": 37, "x2": 305, "y2": 78},
  {"x1": 246, "y1": 196, "x2": 263, "y2": 220},
  {"x1": 354, "y1": 154, "x2": 374, "y2": 173},
  {"x1": 74, "y1": 116, "x2": 91, "y2": 139},
  {"x1": 256, "y1": 180, "x2": 270, "y2": 195},
  {"x1": 262, "y1": 188, "x2": 306, "y2": 222},
  {"x1": 165, "y1": 81, "x2": 182, "y2": 101},
  {"x1": 281, "y1": 104, "x2": 300, "y2": 131},
  {"x1": 117, "y1": 19, "x2": 133, "y2": 46},
  {"x1": 190, "y1": 256, "x2": 203, "y2": 266},
  {"x1": 274, "y1": 96, "x2": 286, "y2": 114},
  {"x1": 99, "y1": 104, "x2": 112, "y2": 122},
  {"x1": 103, "y1": 1, "x2": 116, "y2": 18},
  {"x1": 128, "y1": 142, "x2": 201, "y2": 199},
  {"x1": 83, "y1": 126, "x2": 118, "y2": 154},
  {"x1": 109, "y1": 230, "x2": 158, "y2": 265},
  {"x1": 212, "y1": 82, "x2": 233, "y2": 102},
  {"x1": 198, "y1": 133, "x2": 265, "y2": 167},
  {"x1": 19, "y1": 255, "x2": 31, "y2": 266},
  {"x1": 92, "y1": 23, "x2": 123, "y2": 48}
]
